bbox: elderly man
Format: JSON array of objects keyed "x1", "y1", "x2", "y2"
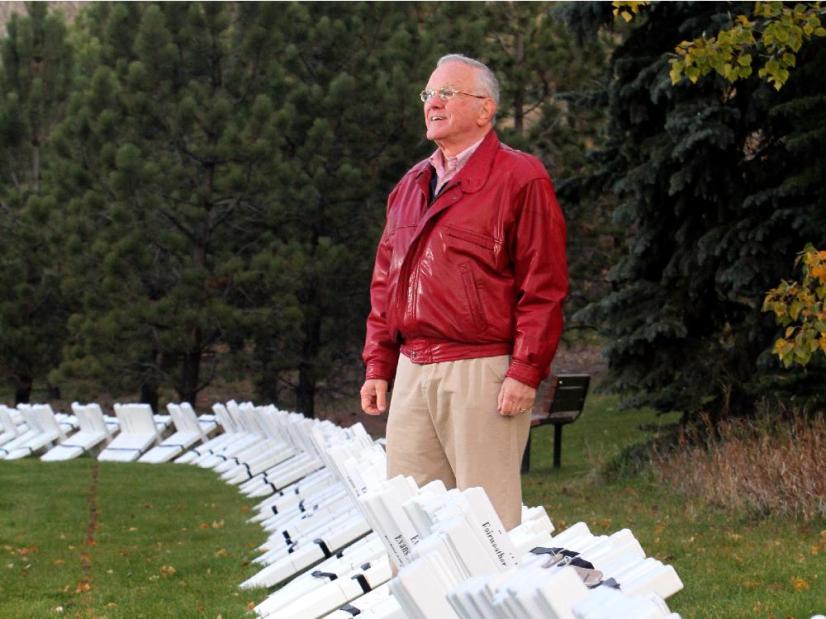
[{"x1": 361, "y1": 54, "x2": 568, "y2": 530}]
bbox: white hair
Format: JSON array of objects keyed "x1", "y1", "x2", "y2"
[{"x1": 436, "y1": 54, "x2": 500, "y2": 106}]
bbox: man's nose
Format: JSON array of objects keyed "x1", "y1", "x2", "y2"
[{"x1": 425, "y1": 96, "x2": 444, "y2": 114}]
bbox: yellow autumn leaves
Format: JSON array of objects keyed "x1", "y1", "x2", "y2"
[
  {"x1": 764, "y1": 245, "x2": 826, "y2": 367},
  {"x1": 613, "y1": 1, "x2": 826, "y2": 90}
]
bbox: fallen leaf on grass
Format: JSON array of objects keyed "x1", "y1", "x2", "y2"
[
  {"x1": 53, "y1": 559, "x2": 65, "y2": 566},
  {"x1": 160, "y1": 565, "x2": 176, "y2": 577},
  {"x1": 106, "y1": 603, "x2": 118, "y2": 608},
  {"x1": 791, "y1": 576, "x2": 810, "y2": 591},
  {"x1": 75, "y1": 581, "x2": 92, "y2": 593},
  {"x1": 812, "y1": 531, "x2": 826, "y2": 555},
  {"x1": 198, "y1": 522, "x2": 210, "y2": 530},
  {"x1": 54, "y1": 606, "x2": 64, "y2": 614},
  {"x1": 214, "y1": 548, "x2": 228, "y2": 558},
  {"x1": 240, "y1": 505, "x2": 251, "y2": 513},
  {"x1": 17, "y1": 545, "x2": 38, "y2": 556},
  {"x1": 246, "y1": 602, "x2": 256, "y2": 611},
  {"x1": 211, "y1": 520, "x2": 225, "y2": 529},
  {"x1": 127, "y1": 527, "x2": 138, "y2": 532}
]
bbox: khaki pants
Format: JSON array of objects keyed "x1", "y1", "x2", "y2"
[{"x1": 386, "y1": 354, "x2": 531, "y2": 530}]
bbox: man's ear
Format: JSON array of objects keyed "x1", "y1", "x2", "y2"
[{"x1": 477, "y1": 99, "x2": 496, "y2": 126}]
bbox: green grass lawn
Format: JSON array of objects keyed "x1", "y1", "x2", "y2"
[
  {"x1": 1, "y1": 396, "x2": 823, "y2": 618},
  {"x1": 523, "y1": 395, "x2": 826, "y2": 619},
  {"x1": 0, "y1": 460, "x2": 267, "y2": 618}
]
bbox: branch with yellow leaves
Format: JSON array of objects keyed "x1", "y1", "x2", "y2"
[
  {"x1": 670, "y1": 2, "x2": 826, "y2": 90},
  {"x1": 612, "y1": 1, "x2": 826, "y2": 90},
  {"x1": 763, "y1": 245, "x2": 826, "y2": 367}
]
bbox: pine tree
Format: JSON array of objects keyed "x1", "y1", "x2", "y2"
[
  {"x1": 241, "y1": 2, "x2": 440, "y2": 416},
  {"x1": 480, "y1": 2, "x2": 617, "y2": 318},
  {"x1": 50, "y1": 2, "x2": 288, "y2": 407},
  {"x1": 569, "y1": 2, "x2": 826, "y2": 417},
  {"x1": 0, "y1": 3, "x2": 73, "y2": 403}
]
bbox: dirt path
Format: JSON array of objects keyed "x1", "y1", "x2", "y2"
[{"x1": 76, "y1": 461, "x2": 99, "y2": 614}]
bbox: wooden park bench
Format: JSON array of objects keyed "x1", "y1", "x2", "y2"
[{"x1": 521, "y1": 374, "x2": 590, "y2": 472}]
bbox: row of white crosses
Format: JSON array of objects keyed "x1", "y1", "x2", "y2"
[
  {"x1": 0, "y1": 403, "x2": 76, "y2": 460},
  {"x1": 1, "y1": 398, "x2": 685, "y2": 617},
  {"x1": 167, "y1": 402, "x2": 684, "y2": 619},
  {"x1": 350, "y1": 477, "x2": 681, "y2": 619},
  {"x1": 0, "y1": 401, "x2": 213, "y2": 462}
]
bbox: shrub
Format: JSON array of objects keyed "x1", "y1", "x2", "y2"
[{"x1": 651, "y1": 409, "x2": 826, "y2": 521}]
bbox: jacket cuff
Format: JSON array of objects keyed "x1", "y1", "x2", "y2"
[
  {"x1": 505, "y1": 359, "x2": 544, "y2": 389},
  {"x1": 365, "y1": 360, "x2": 397, "y2": 382}
]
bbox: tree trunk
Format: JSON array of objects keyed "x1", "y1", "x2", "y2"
[
  {"x1": 297, "y1": 309, "x2": 321, "y2": 418},
  {"x1": 140, "y1": 379, "x2": 159, "y2": 413},
  {"x1": 256, "y1": 371, "x2": 281, "y2": 407},
  {"x1": 14, "y1": 375, "x2": 33, "y2": 405},
  {"x1": 513, "y1": 30, "x2": 525, "y2": 134},
  {"x1": 178, "y1": 344, "x2": 202, "y2": 407},
  {"x1": 297, "y1": 362, "x2": 316, "y2": 419},
  {"x1": 47, "y1": 383, "x2": 61, "y2": 400}
]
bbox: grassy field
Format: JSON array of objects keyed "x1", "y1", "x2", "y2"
[
  {"x1": 0, "y1": 460, "x2": 267, "y2": 618},
  {"x1": 523, "y1": 396, "x2": 826, "y2": 619},
  {"x1": 0, "y1": 395, "x2": 823, "y2": 618}
]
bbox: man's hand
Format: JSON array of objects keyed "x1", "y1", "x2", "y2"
[
  {"x1": 497, "y1": 377, "x2": 536, "y2": 417},
  {"x1": 360, "y1": 379, "x2": 389, "y2": 416}
]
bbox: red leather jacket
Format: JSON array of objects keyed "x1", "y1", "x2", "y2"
[{"x1": 363, "y1": 131, "x2": 568, "y2": 388}]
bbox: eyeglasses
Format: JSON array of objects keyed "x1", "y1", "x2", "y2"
[{"x1": 419, "y1": 87, "x2": 488, "y2": 103}]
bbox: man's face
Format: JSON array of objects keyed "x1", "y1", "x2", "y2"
[{"x1": 423, "y1": 62, "x2": 489, "y2": 149}]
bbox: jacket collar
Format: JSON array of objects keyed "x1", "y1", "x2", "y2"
[{"x1": 414, "y1": 129, "x2": 499, "y2": 195}]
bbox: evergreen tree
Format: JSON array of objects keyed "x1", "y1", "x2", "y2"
[
  {"x1": 1, "y1": 1, "x2": 615, "y2": 416},
  {"x1": 568, "y1": 2, "x2": 826, "y2": 418},
  {"x1": 242, "y1": 2, "x2": 439, "y2": 416},
  {"x1": 0, "y1": 3, "x2": 73, "y2": 403},
  {"x1": 481, "y1": 2, "x2": 616, "y2": 318},
  {"x1": 51, "y1": 2, "x2": 288, "y2": 408}
]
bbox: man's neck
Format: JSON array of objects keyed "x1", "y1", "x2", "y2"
[{"x1": 435, "y1": 127, "x2": 492, "y2": 158}]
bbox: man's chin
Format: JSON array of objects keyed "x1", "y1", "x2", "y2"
[{"x1": 426, "y1": 132, "x2": 447, "y2": 146}]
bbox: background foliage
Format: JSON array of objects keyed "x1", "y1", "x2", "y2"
[
  {"x1": 567, "y1": 1, "x2": 826, "y2": 419},
  {"x1": 0, "y1": 1, "x2": 611, "y2": 414},
  {"x1": 1, "y1": 1, "x2": 824, "y2": 422}
]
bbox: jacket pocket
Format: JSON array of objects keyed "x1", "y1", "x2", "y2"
[
  {"x1": 459, "y1": 262, "x2": 488, "y2": 332},
  {"x1": 446, "y1": 225, "x2": 497, "y2": 251}
]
